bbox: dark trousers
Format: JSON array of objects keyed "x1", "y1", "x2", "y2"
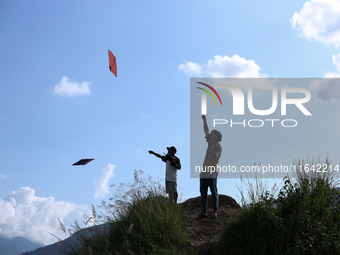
[{"x1": 200, "y1": 178, "x2": 218, "y2": 213}]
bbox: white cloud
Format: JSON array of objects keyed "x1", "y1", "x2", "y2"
[
  {"x1": 325, "y1": 54, "x2": 340, "y2": 77},
  {"x1": 52, "y1": 76, "x2": 91, "y2": 97},
  {"x1": 178, "y1": 61, "x2": 202, "y2": 76},
  {"x1": 178, "y1": 55, "x2": 265, "y2": 78},
  {"x1": 0, "y1": 174, "x2": 8, "y2": 179},
  {"x1": 308, "y1": 55, "x2": 340, "y2": 101},
  {"x1": 309, "y1": 79, "x2": 340, "y2": 101},
  {"x1": 291, "y1": 0, "x2": 340, "y2": 46},
  {"x1": 93, "y1": 164, "x2": 115, "y2": 199},
  {"x1": 317, "y1": 81, "x2": 340, "y2": 101},
  {"x1": 0, "y1": 187, "x2": 87, "y2": 245}
]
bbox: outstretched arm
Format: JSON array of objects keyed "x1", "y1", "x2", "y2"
[
  {"x1": 149, "y1": 150, "x2": 166, "y2": 162},
  {"x1": 202, "y1": 115, "x2": 209, "y2": 136}
]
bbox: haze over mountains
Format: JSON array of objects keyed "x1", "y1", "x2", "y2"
[
  {"x1": 1, "y1": 230, "x2": 83, "y2": 255},
  {"x1": 22, "y1": 223, "x2": 110, "y2": 255},
  {"x1": 0, "y1": 236, "x2": 42, "y2": 255}
]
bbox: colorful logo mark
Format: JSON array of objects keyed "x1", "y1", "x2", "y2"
[{"x1": 196, "y1": 82, "x2": 222, "y2": 106}]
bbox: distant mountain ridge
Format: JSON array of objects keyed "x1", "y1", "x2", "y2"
[
  {"x1": 0, "y1": 236, "x2": 42, "y2": 255},
  {"x1": 22, "y1": 223, "x2": 110, "y2": 255}
]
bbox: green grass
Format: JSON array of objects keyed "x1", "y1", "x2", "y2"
[
  {"x1": 57, "y1": 155, "x2": 340, "y2": 254},
  {"x1": 59, "y1": 170, "x2": 192, "y2": 255},
  {"x1": 219, "y1": 155, "x2": 340, "y2": 255}
]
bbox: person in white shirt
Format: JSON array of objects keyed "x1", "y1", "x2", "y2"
[{"x1": 149, "y1": 146, "x2": 181, "y2": 203}]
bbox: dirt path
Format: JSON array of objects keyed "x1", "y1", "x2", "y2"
[{"x1": 180, "y1": 195, "x2": 240, "y2": 254}]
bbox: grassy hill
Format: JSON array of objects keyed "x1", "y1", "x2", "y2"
[{"x1": 25, "y1": 161, "x2": 340, "y2": 254}]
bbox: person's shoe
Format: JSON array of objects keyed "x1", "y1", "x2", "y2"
[
  {"x1": 210, "y1": 212, "x2": 217, "y2": 219},
  {"x1": 197, "y1": 212, "x2": 208, "y2": 219}
]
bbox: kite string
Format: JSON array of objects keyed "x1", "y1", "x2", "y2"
[
  {"x1": 118, "y1": 64, "x2": 134, "y2": 73},
  {"x1": 118, "y1": 63, "x2": 188, "y2": 106}
]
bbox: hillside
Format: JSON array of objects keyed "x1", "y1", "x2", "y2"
[
  {"x1": 180, "y1": 194, "x2": 240, "y2": 254},
  {"x1": 24, "y1": 194, "x2": 240, "y2": 255}
]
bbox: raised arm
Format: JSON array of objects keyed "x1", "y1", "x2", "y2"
[{"x1": 202, "y1": 115, "x2": 209, "y2": 136}]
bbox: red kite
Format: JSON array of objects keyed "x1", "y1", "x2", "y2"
[
  {"x1": 108, "y1": 50, "x2": 117, "y2": 77},
  {"x1": 72, "y1": 159, "x2": 94, "y2": 166}
]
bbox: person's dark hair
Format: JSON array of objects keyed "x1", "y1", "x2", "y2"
[{"x1": 211, "y1": 130, "x2": 222, "y2": 142}]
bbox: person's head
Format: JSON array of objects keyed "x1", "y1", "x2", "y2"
[
  {"x1": 210, "y1": 130, "x2": 222, "y2": 142},
  {"x1": 167, "y1": 146, "x2": 177, "y2": 155}
]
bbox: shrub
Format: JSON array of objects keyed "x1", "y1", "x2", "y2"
[
  {"x1": 61, "y1": 170, "x2": 191, "y2": 255},
  {"x1": 220, "y1": 156, "x2": 340, "y2": 255}
]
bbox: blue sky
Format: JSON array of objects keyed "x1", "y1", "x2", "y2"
[{"x1": 1, "y1": 0, "x2": 340, "y2": 245}]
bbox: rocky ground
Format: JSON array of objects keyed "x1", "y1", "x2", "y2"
[{"x1": 180, "y1": 195, "x2": 241, "y2": 254}]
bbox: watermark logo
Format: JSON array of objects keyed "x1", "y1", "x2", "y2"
[
  {"x1": 194, "y1": 80, "x2": 313, "y2": 128},
  {"x1": 199, "y1": 83, "x2": 311, "y2": 117},
  {"x1": 196, "y1": 82, "x2": 223, "y2": 106},
  {"x1": 196, "y1": 82, "x2": 222, "y2": 115},
  {"x1": 190, "y1": 78, "x2": 333, "y2": 179}
]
